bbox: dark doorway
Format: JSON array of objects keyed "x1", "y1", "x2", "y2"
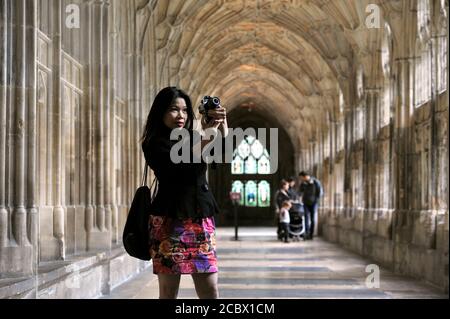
[{"x1": 208, "y1": 107, "x2": 296, "y2": 226}]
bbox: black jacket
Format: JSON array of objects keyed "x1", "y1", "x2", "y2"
[
  {"x1": 275, "y1": 190, "x2": 291, "y2": 211},
  {"x1": 299, "y1": 178, "x2": 323, "y2": 205},
  {"x1": 142, "y1": 131, "x2": 220, "y2": 219}
]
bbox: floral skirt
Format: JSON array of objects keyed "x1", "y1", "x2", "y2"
[{"x1": 148, "y1": 215, "x2": 218, "y2": 275}]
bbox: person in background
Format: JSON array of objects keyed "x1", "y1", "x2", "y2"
[
  {"x1": 279, "y1": 201, "x2": 292, "y2": 243},
  {"x1": 287, "y1": 177, "x2": 298, "y2": 201},
  {"x1": 298, "y1": 171, "x2": 323, "y2": 240},
  {"x1": 274, "y1": 179, "x2": 291, "y2": 240}
]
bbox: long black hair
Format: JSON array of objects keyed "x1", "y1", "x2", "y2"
[{"x1": 141, "y1": 87, "x2": 195, "y2": 150}]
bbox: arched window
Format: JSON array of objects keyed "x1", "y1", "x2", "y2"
[
  {"x1": 231, "y1": 181, "x2": 245, "y2": 206},
  {"x1": 231, "y1": 136, "x2": 271, "y2": 175},
  {"x1": 245, "y1": 181, "x2": 257, "y2": 207},
  {"x1": 257, "y1": 181, "x2": 271, "y2": 207},
  {"x1": 231, "y1": 136, "x2": 272, "y2": 207}
]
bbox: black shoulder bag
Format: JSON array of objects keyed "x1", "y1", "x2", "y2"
[{"x1": 123, "y1": 164, "x2": 158, "y2": 261}]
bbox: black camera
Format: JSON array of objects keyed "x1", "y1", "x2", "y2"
[{"x1": 199, "y1": 96, "x2": 221, "y2": 123}]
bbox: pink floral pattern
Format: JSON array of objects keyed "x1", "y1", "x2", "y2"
[{"x1": 149, "y1": 215, "x2": 218, "y2": 274}]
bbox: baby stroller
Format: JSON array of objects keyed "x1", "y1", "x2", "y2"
[{"x1": 288, "y1": 202, "x2": 305, "y2": 241}]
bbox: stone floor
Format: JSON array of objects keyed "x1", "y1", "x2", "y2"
[{"x1": 103, "y1": 227, "x2": 448, "y2": 299}]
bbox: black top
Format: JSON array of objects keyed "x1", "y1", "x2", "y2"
[
  {"x1": 287, "y1": 187, "x2": 298, "y2": 201},
  {"x1": 142, "y1": 128, "x2": 220, "y2": 219},
  {"x1": 299, "y1": 178, "x2": 323, "y2": 205},
  {"x1": 275, "y1": 190, "x2": 291, "y2": 210}
]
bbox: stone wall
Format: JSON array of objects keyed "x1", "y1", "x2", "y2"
[
  {"x1": 314, "y1": 1, "x2": 449, "y2": 293},
  {"x1": 0, "y1": 247, "x2": 151, "y2": 299},
  {"x1": 0, "y1": 0, "x2": 156, "y2": 297}
]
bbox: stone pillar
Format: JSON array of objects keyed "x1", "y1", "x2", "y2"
[
  {"x1": 11, "y1": 0, "x2": 28, "y2": 249},
  {"x1": 0, "y1": 0, "x2": 8, "y2": 249},
  {"x1": 135, "y1": 2, "x2": 151, "y2": 202},
  {"x1": 0, "y1": 0, "x2": 36, "y2": 276},
  {"x1": 364, "y1": 89, "x2": 381, "y2": 210},
  {"x1": 393, "y1": 57, "x2": 415, "y2": 212},
  {"x1": 51, "y1": 0, "x2": 65, "y2": 260},
  {"x1": 94, "y1": 0, "x2": 105, "y2": 233},
  {"x1": 84, "y1": 0, "x2": 95, "y2": 250},
  {"x1": 86, "y1": 0, "x2": 111, "y2": 250},
  {"x1": 294, "y1": 151, "x2": 300, "y2": 175},
  {"x1": 102, "y1": 0, "x2": 112, "y2": 237},
  {"x1": 108, "y1": 1, "x2": 118, "y2": 244},
  {"x1": 429, "y1": 24, "x2": 445, "y2": 211},
  {"x1": 26, "y1": 0, "x2": 38, "y2": 252},
  {"x1": 343, "y1": 107, "x2": 353, "y2": 210},
  {"x1": 126, "y1": 2, "x2": 138, "y2": 208}
]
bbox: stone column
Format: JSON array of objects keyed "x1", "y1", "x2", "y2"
[
  {"x1": 135, "y1": 3, "x2": 152, "y2": 199},
  {"x1": 26, "y1": 0, "x2": 38, "y2": 251},
  {"x1": 102, "y1": 0, "x2": 112, "y2": 236},
  {"x1": 364, "y1": 89, "x2": 381, "y2": 210},
  {"x1": 0, "y1": 0, "x2": 36, "y2": 276},
  {"x1": 85, "y1": 0, "x2": 111, "y2": 251},
  {"x1": 393, "y1": 57, "x2": 414, "y2": 211},
  {"x1": 294, "y1": 151, "x2": 300, "y2": 176},
  {"x1": 0, "y1": 0, "x2": 8, "y2": 248},
  {"x1": 343, "y1": 107, "x2": 353, "y2": 210},
  {"x1": 51, "y1": 0, "x2": 65, "y2": 259},
  {"x1": 11, "y1": 0, "x2": 29, "y2": 246},
  {"x1": 429, "y1": 25, "x2": 443, "y2": 211},
  {"x1": 108, "y1": 1, "x2": 118, "y2": 244},
  {"x1": 329, "y1": 118, "x2": 337, "y2": 209},
  {"x1": 126, "y1": 3, "x2": 137, "y2": 208},
  {"x1": 95, "y1": 0, "x2": 105, "y2": 232},
  {"x1": 84, "y1": 1, "x2": 95, "y2": 250}
]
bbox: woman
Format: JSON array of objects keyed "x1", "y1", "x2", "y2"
[{"x1": 141, "y1": 87, "x2": 228, "y2": 299}]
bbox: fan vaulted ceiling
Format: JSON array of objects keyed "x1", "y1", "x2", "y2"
[{"x1": 136, "y1": 0, "x2": 400, "y2": 149}]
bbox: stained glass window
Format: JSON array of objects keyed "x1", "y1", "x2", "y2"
[
  {"x1": 231, "y1": 181, "x2": 244, "y2": 206},
  {"x1": 245, "y1": 181, "x2": 257, "y2": 207},
  {"x1": 258, "y1": 181, "x2": 270, "y2": 207},
  {"x1": 232, "y1": 156, "x2": 244, "y2": 174},
  {"x1": 231, "y1": 135, "x2": 272, "y2": 207},
  {"x1": 251, "y1": 139, "x2": 264, "y2": 158},
  {"x1": 231, "y1": 180, "x2": 272, "y2": 208},
  {"x1": 237, "y1": 140, "x2": 250, "y2": 158},
  {"x1": 258, "y1": 152, "x2": 270, "y2": 174},
  {"x1": 232, "y1": 136, "x2": 271, "y2": 175},
  {"x1": 245, "y1": 155, "x2": 257, "y2": 174}
]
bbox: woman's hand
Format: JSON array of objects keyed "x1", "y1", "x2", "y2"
[
  {"x1": 202, "y1": 106, "x2": 228, "y2": 137},
  {"x1": 199, "y1": 105, "x2": 228, "y2": 152}
]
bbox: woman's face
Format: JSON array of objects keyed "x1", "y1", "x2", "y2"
[
  {"x1": 163, "y1": 97, "x2": 188, "y2": 129},
  {"x1": 282, "y1": 183, "x2": 289, "y2": 191}
]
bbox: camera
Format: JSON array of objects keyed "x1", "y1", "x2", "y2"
[{"x1": 199, "y1": 96, "x2": 221, "y2": 123}]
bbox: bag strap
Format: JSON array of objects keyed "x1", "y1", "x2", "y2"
[
  {"x1": 141, "y1": 163, "x2": 149, "y2": 186},
  {"x1": 151, "y1": 177, "x2": 158, "y2": 201}
]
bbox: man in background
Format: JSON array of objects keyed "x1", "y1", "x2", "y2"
[{"x1": 298, "y1": 171, "x2": 323, "y2": 240}]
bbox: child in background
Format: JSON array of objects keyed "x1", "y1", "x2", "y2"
[{"x1": 279, "y1": 200, "x2": 292, "y2": 243}]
